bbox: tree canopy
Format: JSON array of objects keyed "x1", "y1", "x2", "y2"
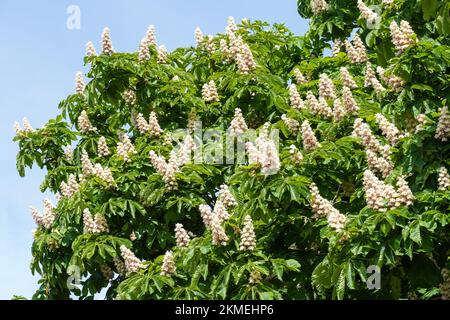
[{"x1": 14, "y1": 0, "x2": 449, "y2": 300}]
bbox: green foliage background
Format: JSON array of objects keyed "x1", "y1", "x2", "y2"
[{"x1": 14, "y1": 0, "x2": 449, "y2": 299}]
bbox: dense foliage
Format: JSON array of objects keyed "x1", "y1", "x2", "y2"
[{"x1": 14, "y1": 0, "x2": 449, "y2": 300}]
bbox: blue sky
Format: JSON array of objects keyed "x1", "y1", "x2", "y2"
[{"x1": 0, "y1": 0, "x2": 308, "y2": 299}]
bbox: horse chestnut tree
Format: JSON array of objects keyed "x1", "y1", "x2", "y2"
[{"x1": 14, "y1": 0, "x2": 449, "y2": 300}]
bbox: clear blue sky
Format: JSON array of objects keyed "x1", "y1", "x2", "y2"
[{"x1": 0, "y1": 0, "x2": 308, "y2": 299}]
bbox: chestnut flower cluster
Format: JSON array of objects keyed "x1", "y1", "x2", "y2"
[
  {"x1": 135, "y1": 112, "x2": 163, "y2": 136},
  {"x1": 435, "y1": 106, "x2": 450, "y2": 142},
  {"x1": 218, "y1": 184, "x2": 237, "y2": 208},
  {"x1": 160, "y1": 250, "x2": 176, "y2": 277},
  {"x1": 390, "y1": 20, "x2": 417, "y2": 55},
  {"x1": 352, "y1": 118, "x2": 384, "y2": 154},
  {"x1": 376, "y1": 66, "x2": 405, "y2": 92},
  {"x1": 340, "y1": 67, "x2": 357, "y2": 89},
  {"x1": 64, "y1": 146, "x2": 73, "y2": 162},
  {"x1": 288, "y1": 84, "x2": 305, "y2": 109},
  {"x1": 375, "y1": 113, "x2": 404, "y2": 145},
  {"x1": 75, "y1": 72, "x2": 85, "y2": 94},
  {"x1": 101, "y1": 27, "x2": 114, "y2": 55},
  {"x1": 30, "y1": 199, "x2": 56, "y2": 229},
  {"x1": 86, "y1": 41, "x2": 97, "y2": 57},
  {"x1": 14, "y1": 118, "x2": 34, "y2": 135},
  {"x1": 120, "y1": 245, "x2": 143, "y2": 274},
  {"x1": 123, "y1": 90, "x2": 137, "y2": 106},
  {"x1": 363, "y1": 170, "x2": 414, "y2": 211},
  {"x1": 78, "y1": 110, "x2": 97, "y2": 133},
  {"x1": 100, "y1": 265, "x2": 114, "y2": 280},
  {"x1": 60, "y1": 174, "x2": 80, "y2": 198},
  {"x1": 245, "y1": 123, "x2": 281, "y2": 175},
  {"x1": 138, "y1": 25, "x2": 157, "y2": 63},
  {"x1": 83, "y1": 208, "x2": 109, "y2": 234},
  {"x1": 239, "y1": 215, "x2": 256, "y2": 251},
  {"x1": 357, "y1": 0, "x2": 378, "y2": 24},
  {"x1": 332, "y1": 39, "x2": 342, "y2": 57},
  {"x1": 289, "y1": 145, "x2": 304, "y2": 164},
  {"x1": 98, "y1": 136, "x2": 110, "y2": 157},
  {"x1": 319, "y1": 73, "x2": 336, "y2": 100},
  {"x1": 293, "y1": 68, "x2": 307, "y2": 84},
  {"x1": 149, "y1": 136, "x2": 196, "y2": 190},
  {"x1": 174, "y1": 223, "x2": 191, "y2": 248},
  {"x1": 333, "y1": 98, "x2": 347, "y2": 122},
  {"x1": 306, "y1": 91, "x2": 331, "y2": 118},
  {"x1": 157, "y1": 45, "x2": 168, "y2": 64},
  {"x1": 281, "y1": 114, "x2": 300, "y2": 134},
  {"x1": 345, "y1": 34, "x2": 367, "y2": 63},
  {"x1": 364, "y1": 63, "x2": 385, "y2": 93},
  {"x1": 438, "y1": 167, "x2": 450, "y2": 191},
  {"x1": 229, "y1": 108, "x2": 248, "y2": 136},
  {"x1": 366, "y1": 150, "x2": 393, "y2": 178},
  {"x1": 310, "y1": 0, "x2": 329, "y2": 15},
  {"x1": 221, "y1": 17, "x2": 256, "y2": 74},
  {"x1": 342, "y1": 86, "x2": 359, "y2": 114},
  {"x1": 202, "y1": 80, "x2": 219, "y2": 102},
  {"x1": 81, "y1": 150, "x2": 116, "y2": 187},
  {"x1": 310, "y1": 183, "x2": 347, "y2": 232},
  {"x1": 301, "y1": 120, "x2": 320, "y2": 151},
  {"x1": 117, "y1": 133, "x2": 137, "y2": 162}
]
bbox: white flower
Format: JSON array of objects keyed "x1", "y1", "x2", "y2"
[
  {"x1": 101, "y1": 27, "x2": 114, "y2": 55},
  {"x1": 75, "y1": 72, "x2": 85, "y2": 94},
  {"x1": 229, "y1": 108, "x2": 248, "y2": 135},
  {"x1": 202, "y1": 80, "x2": 219, "y2": 102},
  {"x1": 319, "y1": 73, "x2": 336, "y2": 99},
  {"x1": 98, "y1": 136, "x2": 110, "y2": 157},
  {"x1": 174, "y1": 223, "x2": 191, "y2": 248},
  {"x1": 333, "y1": 98, "x2": 347, "y2": 122},
  {"x1": 86, "y1": 41, "x2": 97, "y2": 57},
  {"x1": 138, "y1": 38, "x2": 151, "y2": 63},
  {"x1": 357, "y1": 0, "x2": 379, "y2": 25},
  {"x1": 148, "y1": 112, "x2": 163, "y2": 137},
  {"x1": 120, "y1": 245, "x2": 143, "y2": 273},
  {"x1": 352, "y1": 118, "x2": 384, "y2": 154},
  {"x1": 435, "y1": 106, "x2": 450, "y2": 142},
  {"x1": 199, "y1": 204, "x2": 213, "y2": 228},
  {"x1": 293, "y1": 68, "x2": 307, "y2": 84},
  {"x1": 289, "y1": 84, "x2": 305, "y2": 109},
  {"x1": 340, "y1": 67, "x2": 357, "y2": 89},
  {"x1": 301, "y1": 120, "x2": 320, "y2": 151},
  {"x1": 22, "y1": 117, "x2": 34, "y2": 133},
  {"x1": 281, "y1": 114, "x2": 300, "y2": 134},
  {"x1": 390, "y1": 20, "x2": 417, "y2": 55},
  {"x1": 332, "y1": 39, "x2": 342, "y2": 57},
  {"x1": 239, "y1": 215, "x2": 256, "y2": 251},
  {"x1": 218, "y1": 184, "x2": 237, "y2": 208},
  {"x1": 289, "y1": 145, "x2": 303, "y2": 164},
  {"x1": 78, "y1": 110, "x2": 97, "y2": 133},
  {"x1": 342, "y1": 86, "x2": 359, "y2": 114},
  {"x1": 213, "y1": 200, "x2": 230, "y2": 223},
  {"x1": 375, "y1": 113, "x2": 403, "y2": 145},
  {"x1": 117, "y1": 133, "x2": 136, "y2": 162},
  {"x1": 194, "y1": 26, "x2": 204, "y2": 46},
  {"x1": 160, "y1": 250, "x2": 176, "y2": 277},
  {"x1": 226, "y1": 16, "x2": 238, "y2": 36},
  {"x1": 310, "y1": 0, "x2": 329, "y2": 15},
  {"x1": 438, "y1": 167, "x2": 450, "y2": 191},
  {"x1": 157, "y1": 45, "x2": 168, "y2": 64},
  {"x1": 211, "y1": 213, "x2": 229, "y2": 246},
  {"x1": 123, "y1": 90, "x2": 137, "y2": 106}
]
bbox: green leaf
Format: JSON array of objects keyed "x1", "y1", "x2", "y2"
[{"x1": 409, "y1": 220, "x2": 422, "y2": 244}]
